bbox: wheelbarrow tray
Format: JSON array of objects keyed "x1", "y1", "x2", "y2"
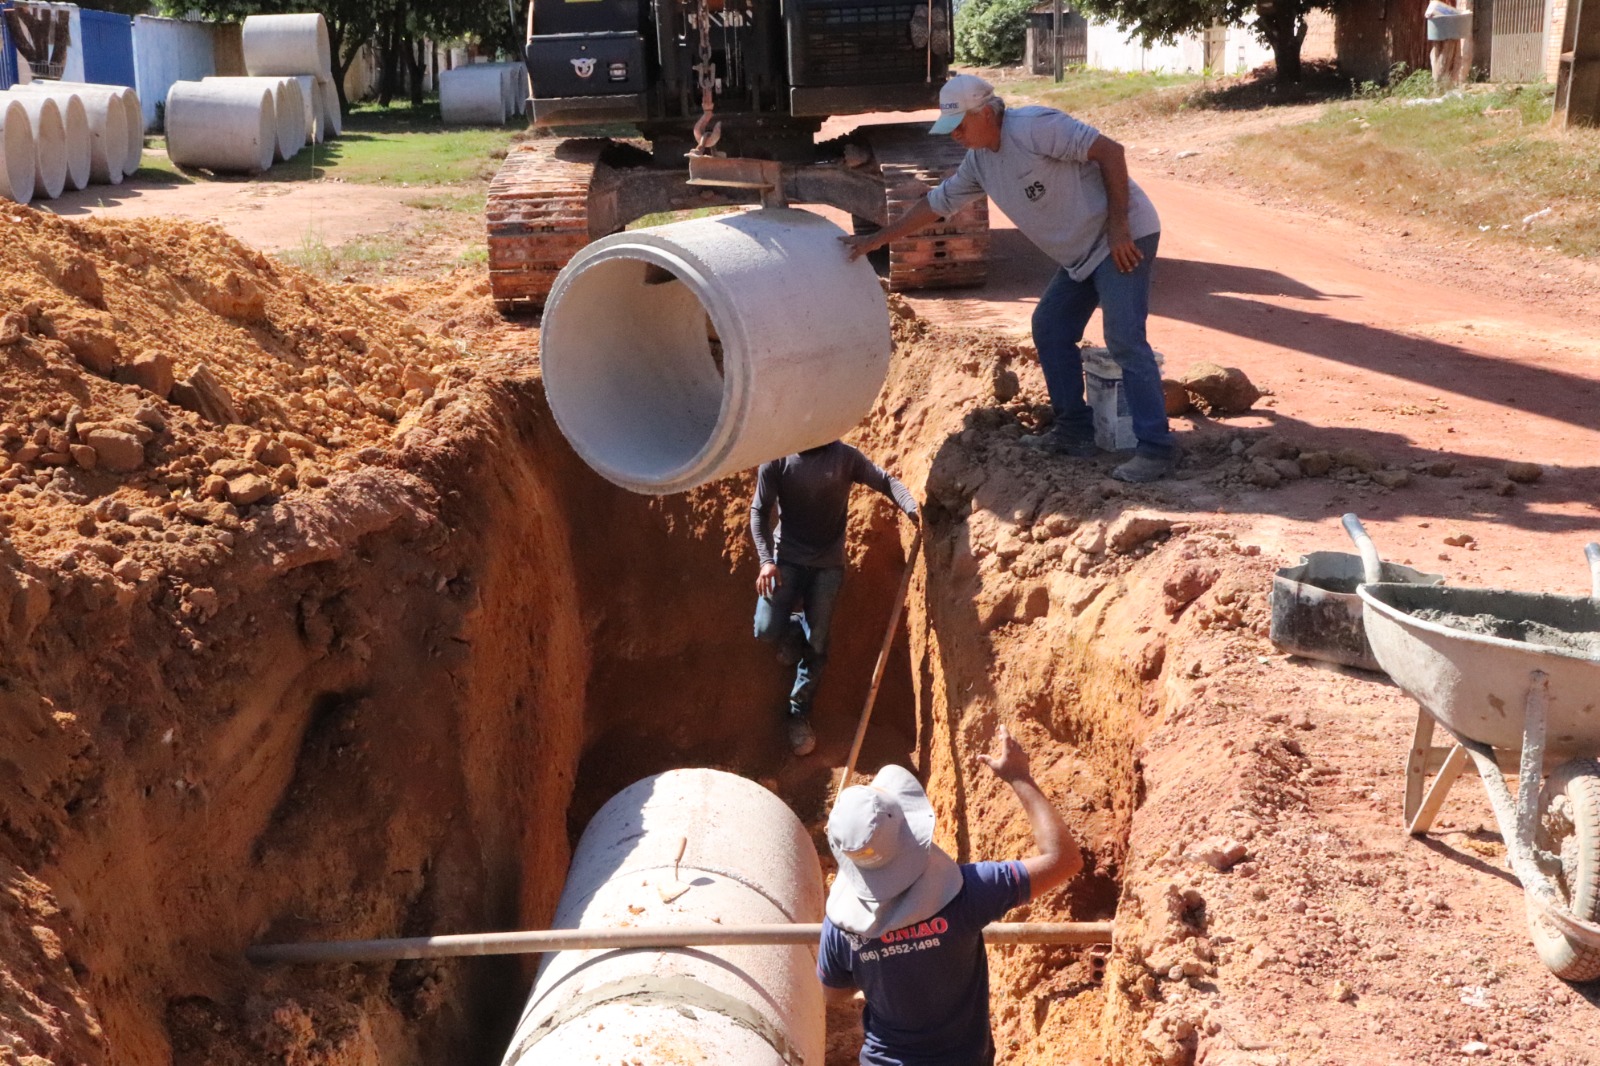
[{"x1": 1359, "y1": 582, "x2": 1600, "y2": 765}]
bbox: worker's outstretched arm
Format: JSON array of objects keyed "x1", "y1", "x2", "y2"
[
  {"x1": 848, "y1": 447, "x2": 919, "y2": 525},
  {"x1": 750, "y1": 461, "x2": 782, "y2": 595},
  {"x1": 839, "y1": 196, "x2": 940, "y2": 260},
  {"x1": 1085, "y1": 135, "x2": 1141, "y2": 274},
  {"x1": 978, "y1": 725, "x2": 1083, "y2": 900}
]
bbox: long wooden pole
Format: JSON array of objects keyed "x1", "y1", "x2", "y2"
[
  {"x1": 838, "y1": 531, "x2": 922, "y2": 800},
  {"x1": 247, "y1": 920, "x2": 1114, "y2": 964}
]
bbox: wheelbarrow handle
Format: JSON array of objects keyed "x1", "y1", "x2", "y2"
[
  {"x1": 1585, "y1": 542, "x2": 1600, "y2": 599},
  {"x1": 1341, "y1": 513, "x2": 1383, "y2": 585}
]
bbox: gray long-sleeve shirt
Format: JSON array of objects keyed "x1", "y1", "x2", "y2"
[
  {"x1": 750, "y1": 443, "x2": 918, "y2": 569},
  {"x1": 925, "y1": 106, "x2": 1160, "y2": 282}
]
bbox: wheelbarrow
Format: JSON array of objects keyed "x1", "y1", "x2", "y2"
[{"x1": 1359, "y1": 542, "x2": 1600, "y2": 981}]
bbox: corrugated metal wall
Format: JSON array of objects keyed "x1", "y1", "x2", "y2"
[
  {"x1": 1490, "y1": 0, "x2": 1550, "y2": 79},
  {"x1": 0, "y1": 3, "x2": 17, "y2": 91},
  {"x1": 79, "y1": 7, "x2": 135, "y2": 88}
]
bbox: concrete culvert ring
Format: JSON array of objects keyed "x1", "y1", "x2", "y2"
[
  {"x1": 0, "y1": 99, "x2": 37, "y2": 206},
  {"x1": 539, "y1": 208, "x2": 892, "y2": 495}
]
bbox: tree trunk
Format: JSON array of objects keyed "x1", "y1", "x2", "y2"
[
  {"x1": 1256, "y1": 1, "x2": 1306, "y2": 83},
  {"x1": 407, "y1": 37, "x2": 427, "y2": 105},
  {"x1": 378, "y1": 23, "x2": 403, "y2": 107},
  {"x1": 326, "y1": 20, "x2": 354, "y2": 115}
]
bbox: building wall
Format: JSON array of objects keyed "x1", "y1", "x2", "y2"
[
  {"x1": 1546, "y1": 0, "x2": 1567, "y2": 80},
  {"x1": 132, "y1": 15, "x2": 215, "y2": 130}
]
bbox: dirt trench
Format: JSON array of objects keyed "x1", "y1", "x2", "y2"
[{"x1": 0, "y1": 212, "x2": 1255, "y2": 1066}]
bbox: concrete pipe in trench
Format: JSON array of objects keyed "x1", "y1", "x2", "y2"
[
  {"x1": 14, "y1": 85, "x2": 125, "y2": 185},
  {"x1": 2, "y1": 93, "x2": 67, "y2": 199},
  {"x1": 502, "y1": 768, "x2": 824, "y2": 1066},
  {"x1": 540, "y1": 207, "x2": 892, "y2": 494},
  {"x1": 165, "y1": 81, "x2": 277, "y2": 175},
  {"x1": 203, "y1": 77, "x2": 304, "y2": 162},
  {"x1": 16, "y1": 82, "x2": 141, "y2": 177},
  {"x1": 241, "y1": 13, "x2": 333, "y2": 78},
  {"x1": 0, "y1": 99, "x2": 36, "y2": 205}
]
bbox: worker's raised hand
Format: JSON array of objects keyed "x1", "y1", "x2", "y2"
[
  {"x1": 756, "y1": 562, "x2": 782, "y2": 597},
  {"x1": 977, "y1": 725, "x2": 1031, "y2": 783},
  {"x1": 839, "y1": 232, "x2": 884, "y2": 261}
]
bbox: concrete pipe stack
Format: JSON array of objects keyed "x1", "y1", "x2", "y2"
[
  {"x1": 202, "y1": 77, "x2": 306, "y2": 162},
  {"x1": 440, "y1": 63, "x2": 516, "y2": 125},
  {"x1": 0, "y1": 97, "x2": 37, "y2": 205},
  {"x1": 241, "y1": 13, "x2": 340, "y2": 141},
  {"x1": 164, "y1": 81, "x2": 278, "y2": 175},
  {"x1": 4, "y1": 95, "x2": 65, "y2": 200},
  {"x1": 7, "y1": 82, "x2": 139, "y2": 189}
]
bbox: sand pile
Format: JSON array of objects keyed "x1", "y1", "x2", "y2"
[{"x1": 0, "y1": 207, "x2": 464, "y2": 588}]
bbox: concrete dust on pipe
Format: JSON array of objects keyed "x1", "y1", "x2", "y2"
[
  {"x1": 165, "y1": 81, "x2": 277, "y2": 175},
  {"x1": 241, "y1": 13, "x2": 333, "y2": 78},
  {"x1": 0, "y1": 99, "x2": 37, "y2": 204},
  {"x1": 17, "y1": 82, "x2": 141, "y2": 177},
  {"x1": 540, "y1": 207, "x2": 892, "y2": 495},
  {"x1": 2, "y1": 94, "x2": 67, "y2": 199},
  {"x1": 502, "y1": 769, "x2": 824, "y2": 1066}
]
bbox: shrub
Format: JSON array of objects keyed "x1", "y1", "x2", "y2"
[{"x1": 954, "y1": 0, "x2": 1035, "y2": 66}]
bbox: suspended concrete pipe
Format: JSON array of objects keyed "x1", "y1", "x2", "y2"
[
  {"x1": 241, "y1": 13, "x2": 333, "y2": 78},
  {"x1": 165, "y1": 81, "x2": 277, "y2": 175},
  {"x1": 540, "y1": 208, "x2": 893, "y2": 495},
  {"x1": 18, "y1": 82, "x2": 142, "y2": 177},
  {"x1": 505, "y1": 769, "x2": 824, "y2": 1066},
  {"x1": 5, "y1": 94, "x2": 67, "y2": 200},
  {"x1": 14, "y1": 86, "x2": 125, "y2": 185},
  {"x1": 440, "y1": 64, "x2": 510, "y2": 125},
  {"x1": 203, "y1": 77, "x2": 303, "y2": 162},
  {"x1": 0, "y1": 99, "x2": 36, "y2": 205}
]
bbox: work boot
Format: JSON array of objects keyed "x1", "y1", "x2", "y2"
[
  {"x1": 1023, "y1": 427, "x2": 1097, "y2": 458},
  {"x1": 786, "y1": 713, "x2": 816, "y2": 757},
  {"x1": 1112, "y1": 452, "x2": 1176, "y2": 483}
]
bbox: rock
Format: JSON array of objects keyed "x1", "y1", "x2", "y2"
[
  {"x1": 1107, "y1": 512, "x2": 1173, "y2": 553},
  {"x1": 1074, "y1": 522, "x2": 1107, "y2": 555},
  {"x1": 1298, "y1": 451, "x2": 1333, "y2": 477},
  {"x1": 226, "y1": 473, "x2": 273, "y2": 506},
  {"x1": 112, "y1": 558, "x2": 142, "y2": 583},
  {"x1": 61, "y1": 329, "x2": 121, "y2": 375},
  {"x1": 1505, "y1": 461, "x2": 1542, "y2": 484},
  {"x1": 127, "y1": 509, "x2": 164, "y2": 529},
  {"x1": 1460, "y1": 1042, "x2": 1490, "y2": 1057},
  {"x1": 1461, "y1": 472, "x2": 1494, "y2": 490},
  {"x1": 1333, "y1": 447, "x2": 1378, "y2": 473},
  {"x1": 1188, "y1": 838, "x2": 1248, "y2": 871},
  {"x1": 991, "y1": 366, "x2": 1020, "y2": 403},
  {"x1": 78, "y1": 428, "x2": 144, "y2": 473},
  {"x1": 114, "y1": 349, "x2": 175, "y2": 399},
  {"x1": 1245, "y1": 461, "x2": 1282, "y2": 488},
  {"x1": 1443, "y1": 532, "x2": 1475, "y2": 547},
  {"x1": 1244, "y1": 435, "x2": 1296, "y2": 461},
  {"x1": 1180, "y1": 363, "x2": 1261, "y2": 415},
  {"x1": 55, "y1": 255, "x2": 104, "y2": 305},
  {"x1": 1269, "y1": 458, "x2": 1303, "y2": 480},
  {"x1": 202, "y1": 271, "x2": 268, "y2": 322},
  {"x1": 69, "y1": 444, "x2": 97, "y2": 470},
  {"x1": 1161, "y1": 378, "x2": 1192, "y2": 416},
  {"x1": 1163, "y1": 564, "x2": 1218, "y2": 615},
  {"x1": 1427, "y1": 459, "x2": 1456, "y2": 477},
  {"x1": 1373, "y1": 469, "x2": 1411, "y2": 489},
  {"x1": 0, "y1": 311, "x2": 24, "y2": 345},
  {"x1": 170, "y1": 363, "x2": 241, "y2": 425},
  {"x1": 1494, "y1": 479, "x2": 1517, "y2": 496},
  {"x1": 1329, "y1": 980, "x2": 1356, "y2": 1003}
]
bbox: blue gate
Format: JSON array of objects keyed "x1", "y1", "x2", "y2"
[
  {"x1": 0, "y1": 3, "x2": 17, "y2": 91},
  {"x1": 80, "y1": 8, "x2": 135, "y2": 89}
]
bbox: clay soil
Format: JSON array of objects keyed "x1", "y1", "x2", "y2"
[{"x1": 4, "y1": 95, "x2": 1600, "y2": 1066}]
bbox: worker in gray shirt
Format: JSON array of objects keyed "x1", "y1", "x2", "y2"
[
  {"x1": 843, "y1": 74, "x2": 1175, "y2": 482},
  {"x1": 751, "y1": 441, "x2": 919, "y2": 755}
]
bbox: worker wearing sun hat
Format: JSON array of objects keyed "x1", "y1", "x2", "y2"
[
  {"x1": 844, "y1": 71, "x2": 1174, "y2": 484},
  {"x1": 817, "y1": 727, "x2": 1083, "y2": 1066}
]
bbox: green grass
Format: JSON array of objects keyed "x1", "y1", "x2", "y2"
[
  {"x1": 627, "y1": 205, "x2": 745, "y2": 229},
  {"x1": 1232, "y1": 83, "x2": 1600, "y2": 258},
  {"x1": 281, "y1": 230, "x2": 410, "y2": 277},
  {"x1": 993, "y1": 68, "x2": 1206, "y2": 119}
]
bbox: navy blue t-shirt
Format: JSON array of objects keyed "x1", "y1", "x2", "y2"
[{"x1": 817, "y1": 861, "x2": 1032, "y2": 1066}]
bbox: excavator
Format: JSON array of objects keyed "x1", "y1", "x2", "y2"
[{"x1": 486, "y1": 0, "x2": 992, "y2": 311}]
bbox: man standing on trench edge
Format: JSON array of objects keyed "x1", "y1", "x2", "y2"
[
  {"x1": 818, "y1": 725, "x2": 1083, "y2": 1065},
  {"x1": 843, "y1": 74, "x2": 1176, "y2": 482},
  {"x1": 751, "y1": 440, "x2": 919, "y2": 756}
]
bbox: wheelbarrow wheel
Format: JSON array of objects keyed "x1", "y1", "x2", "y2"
[{"x1": 1531, "y1": 758, "x2": 1600, "y2": 982}]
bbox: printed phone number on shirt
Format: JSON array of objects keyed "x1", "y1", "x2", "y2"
[{"x1": 859, "y1": 937, "x2": 942, "y2": 962}]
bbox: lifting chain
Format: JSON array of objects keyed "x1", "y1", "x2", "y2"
[{"x1": 690, "y1": 0, "x2": 722, "y2": 155}]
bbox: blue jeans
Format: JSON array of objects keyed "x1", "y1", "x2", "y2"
[
  {"x1": 1031, "y1": 232, "x2": 1174, "y2": 459},
  {"x1": 753, "y1": 563, "x2": 845, "y2": 717}
]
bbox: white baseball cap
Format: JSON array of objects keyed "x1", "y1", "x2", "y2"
[
  {"x1": 825, "y1": 765, "x2": 964, "y2": 937},
  {"x1": 929, "y1": 74, "x2": 995, "y2": 135}
]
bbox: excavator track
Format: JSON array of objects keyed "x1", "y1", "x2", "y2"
[
  {"x1": 486, "y1": 139, "x2": 609, "y2": 313},
  {"x1": 861, "y1": 124, "x2": 989, "y2": 292}
]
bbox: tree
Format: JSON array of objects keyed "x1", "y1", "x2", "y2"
[
  {"x1": 954, "y1": 0, "x2": 1035, "y2": 66},
  {"x1": 1072, "y1": 0, "x2": 1329, "y2": 82}
]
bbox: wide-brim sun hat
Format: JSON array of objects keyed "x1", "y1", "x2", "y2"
[
  {"x1": 929, "y1": 73, "x2": 995, "y2": 135},
  {"x1": 826, "y1": 764, "x2": 964, "y2": 937}
]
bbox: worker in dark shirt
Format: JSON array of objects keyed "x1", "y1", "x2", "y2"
[
  {"x1": 750, "y1": 440, "x2": 919, "y2": 756},
  {"x1": 818, "y1": 727, "x2": 1083, "y2": 1066}
]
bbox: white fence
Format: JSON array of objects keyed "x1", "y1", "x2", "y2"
[{"x1": 132, "y1": 16, "x2": 216, "y2": 129}]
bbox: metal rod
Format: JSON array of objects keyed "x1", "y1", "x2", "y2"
[
  {"x1": 1340, "y1": 512, "x2": 1383, "y2": 585},
  {"x1": 247, "y1": 919, "x2": 1115, "y2": 964},
  {"x1": 839, "y1": 530, "x2": 922, "y2": 799},
  {"x1": 1584, "y1": 542, "x2": 1600, "y2": 598}
]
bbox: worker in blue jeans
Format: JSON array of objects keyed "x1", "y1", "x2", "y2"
[
  {"x1": 843, "y1": 74, "x2": 1175, "y2": 481},
  {"x1": 751, "y1": 441, "x2": 919, "y2": 756}
]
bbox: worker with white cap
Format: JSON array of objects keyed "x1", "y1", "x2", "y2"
[
  {"x1": 843, "y1": 74, "x2": 1174, "y2": 482},
  {"x1": 817, "y1": 726, "x2": 1082, "y2": 1065}
]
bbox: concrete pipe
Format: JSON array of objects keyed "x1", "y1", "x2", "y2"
[
  {"x1": 293, "y1": 74, "x2": 323, "y2": 143},
  {"x1": 0, "y1": 99, "x2": 37, "y2": 205},
  {"x1": 440, "y1": 65, "x2": 508, "y2": 125},
  {"x1": 241, "y1": 13, "x2": 332, "y2": 78},
  {"x1": 502, "y1": 768, "x2": 824, "y2": 1066},
  {"x1": 14, "y1": 86, "x2": 126, "y2": 185},
  {"x1": 541, "y1": 208, "x2": 893, "y2": 495},
  {"x1": 165, "y1": 81, "x2": 277, "y2": 175},
  {"x1": 18, "y1": 82, "x2": 141, "y2": 177},
  {"x1": 2, "y1": 94, "x2": 67, "y2": 199},
  {"x1": 203, "y1": 77, "x2": 303, "y2": 162},
  {"x1": 316, "y1": 75, "x2": 342, "y2": 137}
]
